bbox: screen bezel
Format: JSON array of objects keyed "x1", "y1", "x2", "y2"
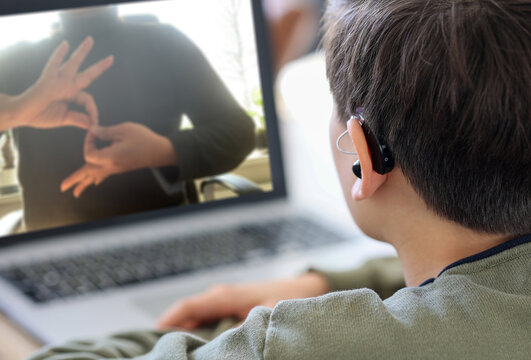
[{"x1": 0, "y1": 0, "x2": 286, "y2": 248}]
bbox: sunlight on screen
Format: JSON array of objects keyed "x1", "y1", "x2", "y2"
[{"x1": 0, "y1": 1, "x2": 260, "y2": 110}]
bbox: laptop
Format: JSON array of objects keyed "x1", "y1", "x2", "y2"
[{"x1": 0, "y1": 0, "x2": 392, "y2": 344}]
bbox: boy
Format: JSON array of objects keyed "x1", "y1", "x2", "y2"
[{"x1": 31, "y1": 0, "x2": 531, "y2": 359}]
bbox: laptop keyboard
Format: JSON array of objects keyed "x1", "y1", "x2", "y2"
[{"x1": 0, "y1": 217, "x2": 345, "y2": 303}]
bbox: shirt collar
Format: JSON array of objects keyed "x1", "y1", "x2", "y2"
[{"x1": 419, "y1": 234, "x2": 531, "y2": 287}]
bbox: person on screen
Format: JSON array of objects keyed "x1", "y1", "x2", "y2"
[
  {"x1": 0, "y1": 6, "x2": 255, "y2": 231},
  {"x1": 29, "y1": 0, "x2": 530, "y2": 359},
  {"x1": 0, "y1": 38, "x2": 112, "y2": 135}
]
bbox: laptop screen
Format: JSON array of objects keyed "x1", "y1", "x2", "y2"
[{"x1": 0, "y1": 0, "x2": 284, "y2": 244}]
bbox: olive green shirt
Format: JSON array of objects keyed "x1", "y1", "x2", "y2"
[{"x1": 29, "y1": 235, "x2": 531, "y2": 359}]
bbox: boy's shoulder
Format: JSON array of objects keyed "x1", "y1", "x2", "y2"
[{"x1": 265, "y1": 237, "x2": 531, "y2": 359}]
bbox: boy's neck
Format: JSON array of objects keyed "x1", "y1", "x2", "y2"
[
  {"x1": 377, "y1": 172, "x2": 511, "y2": 287},
  {"x1": 392, "y1": 225, "x2": 510, "y2": 287}
]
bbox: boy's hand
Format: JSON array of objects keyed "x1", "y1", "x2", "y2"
[
  {"x1": 16, "y1": 37, "x2": 114, "y2": 129},
  {"x1": 60, "y1": 122, "x2": 178, "y2": 197},
  {"x1": 156, "y1": 272, "x2": 330, "y2": 330}
]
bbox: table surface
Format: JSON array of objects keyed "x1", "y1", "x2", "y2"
[{"x1": 0, "y1": 52, "x2": 394, "y2": 359}]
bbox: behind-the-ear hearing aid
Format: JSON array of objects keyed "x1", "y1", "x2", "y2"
[
  {"x1": 351, "y1": 113, "x2": 394, "y2": 179},
  {"x1": 352, "y1": 160, "x2": 362, "y2": 178}
]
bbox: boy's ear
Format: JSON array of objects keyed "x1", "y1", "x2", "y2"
[{"x1": 347, "y1": 119, "x2": 388, "y2": 201}]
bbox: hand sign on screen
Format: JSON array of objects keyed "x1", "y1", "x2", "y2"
[
  {"x1": 61, "y1": 122, "x2": 178, "y2": 198},
  {"x1": 20, "y1": 37, "x2": 114, "y2": 130}
]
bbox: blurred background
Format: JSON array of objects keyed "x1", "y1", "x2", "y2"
[{"x1": 264, "y1": 0, "x2": 325, "y2": 76}]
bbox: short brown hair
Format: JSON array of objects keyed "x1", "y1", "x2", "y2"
[{"x1": 324, "y1": 0, "x2": 531, "y2": 234}]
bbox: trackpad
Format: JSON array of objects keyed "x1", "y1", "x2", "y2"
[{"x1": 132, "y1": 287, "x2": 201, "y2": 318}]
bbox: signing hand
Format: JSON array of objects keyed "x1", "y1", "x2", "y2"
[
  {"x1": 16, "y1": 37, "x2": 114, "y2": 130},
  {"x1": 61, "y1": 122, "x2": 178, "y2": 198},
  {"x1": 156, "y1": 273, "x2": 329, "y2": 330}
]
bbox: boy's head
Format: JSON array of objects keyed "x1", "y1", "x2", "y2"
[{"x1": 324, "y1": 0, "x2": 531, "y2": 237}]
